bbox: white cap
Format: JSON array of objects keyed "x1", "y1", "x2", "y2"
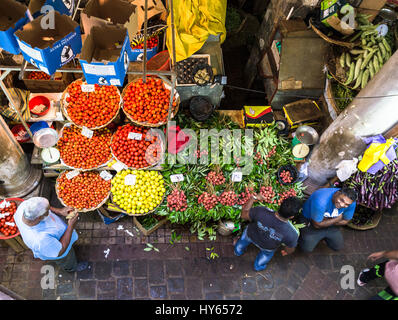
[{"x1": 21, "y1": 197, "x2": 50, "y2": 221}]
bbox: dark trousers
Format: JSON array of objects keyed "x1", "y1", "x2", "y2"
[
  {"x1": 298, "y1": 217, "x2": 344, "y2": 253},
  {"x1": 54, "y1": 247, "x2": 78, "y2": 272},
  {"x1": 361, "y1": 261, "x2": 398, "y2": 300}
]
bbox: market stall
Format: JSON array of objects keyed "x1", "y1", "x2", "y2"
[{"x1": 0, "y1": 0, "x2": 398, "y2": 247}]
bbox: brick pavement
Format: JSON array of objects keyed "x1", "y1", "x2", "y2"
[{"x1": 1, "y1": 207, "x2": 397, "y2": 300}]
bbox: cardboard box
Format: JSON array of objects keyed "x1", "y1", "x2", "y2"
[
  {"x1": 320, "y1": 0, "x2": 356, "y2": 35},
  {"x1": 28, "y1": 0, "x2": 75, "y2": 17},
  {"x1": 79, "y1": 25, "x2": 130, "y2": 86},
  {"x1": 15, "y1": 11, "x2": 82, "y2": 76},
  {"x1": 357, "y1": 0, "x2": 387, "y2": 22},
  {"x1": 23, "y1": 71, "x2": 73, "y2": 92},
  {"x1": 80, "y1": 0, "x2": 137, "y2": 39},
  {"x1": 128, "y1": 43, "x2": 158, "y2": 62},
  {"x1": 129, "y1": 0, "x2": 167, "y2": 33},
  {"x1": 0, "y1": 0, "x2": 29, "y2": 55}
]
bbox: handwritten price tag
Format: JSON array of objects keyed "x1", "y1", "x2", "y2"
[
  {"x1": 66, "y1": 170, "x2": 80, "y2": 180},
  {"x1": 81, "y1": 84, "x2": 95, "y2": 92},
  {"x1": 124, "y1": 174, "x2": 136, "y2": 186},
  {"x1": 128, "y1": 132, "x2": 142, "y2": 140},
  {"x1": 231, "y1": 171, "x2": 242, "y2": 182},
  {"x1": 81, "y1": 126, "x2": 94, "y2": 139},
  {"x1": 112, "y1": 161, "x2": 126, "y2": 172},
  {"x1": 100, "y1": 171, "x2": 113, "y2": 181},
  {"x1": 170, "y1": 174, "x2": 184, "y2": 183}
]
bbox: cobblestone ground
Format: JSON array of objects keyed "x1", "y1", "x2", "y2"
[{"x1": 1, "y1": 205, "x2": 397, "y2": 300}]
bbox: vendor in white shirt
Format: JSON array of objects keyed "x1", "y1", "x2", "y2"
[{"x1": 14, "y1": 197, "x2": 87, "y2": 272}]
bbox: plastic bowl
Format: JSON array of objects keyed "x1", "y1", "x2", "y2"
[
  {"x1": 29, "y1": 95, "x2": 51, "y2": 116},
  {"x1": 11, "y1": 124, "x2": 30, "y2": 143},
  {"x1": 277, "y1": 165, "x2": 299, "y2": 185}
]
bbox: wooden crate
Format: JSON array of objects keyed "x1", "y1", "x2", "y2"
[
  {"x1": 23, "y1": 72, "x2": 74, "y2": 93},
  {"x1": 133, "y1": 215, "x2": 167, "y2": 237}
]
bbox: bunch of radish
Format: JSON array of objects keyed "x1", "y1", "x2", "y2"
[
  {"x1": 167, "y1": 188, "x2": 187, "y2": 212},
  {"x1": 277, "y1": 189, "x2": 297, "y2": 205},
  {"x1": 218, "y1": 190, "x2": 238, "y2": 206},
  {"x1": 238, "y1": 187, "x2": 255, "y2": 205},
  {"x1": 260, "y1": 186, "x2": 276, "y2": 204},
  {"x1": 280, "y1": 170, "x2": 293, "y2": 184},
  {"x1": 198, "y1": 192, "x2": 219, "y2": 210},
  {"x1": 205, "y1": 170, "x2": 225, "y2": 186}
]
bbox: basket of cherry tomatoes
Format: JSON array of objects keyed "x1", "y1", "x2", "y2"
[
  {"x1": 110, "y1": 123, "x2": 164, "y2": 169},
  {"x1": 57, "y1": 123, "x2": 113, "y2": 170},
  {"x1": 122, "y1": 76, "x2": 180, "y2": 127},
  {"x1": 0, "y1": 198, "x2": 23, "y2": 240},
  {"x1": 61, "y1": 79, "x2": 121, "y2": 130},
  {"x1": 56, "y1": 171, "x2": 112, "y2": 212}
]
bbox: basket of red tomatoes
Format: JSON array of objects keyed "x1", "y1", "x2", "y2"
[
  {"x1": 57, "y1": 123, "x2": 113, "y2": 170},
  {"x1": 0, "y1": 198, "x2": 24, "y2": 240},
  {"x1": 56, "y1": 171, "x2": 112, "y2": 212},
  {"x1": 122, "y1": 76, "x2": 180, "y2": 127},
  {"x1": 61, "y1": 79, "x2": 122, "y2": 130},
  {"x1": 110, "y1": 123, "x2": 164, "y2": 169}
]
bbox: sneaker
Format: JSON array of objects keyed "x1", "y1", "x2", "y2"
[
  {"x1": 76, "y1": 261, "x2": 89, "y2": 272},
  {"x1": 357, "y1": 268, "x2": 370, "y2": 286}
]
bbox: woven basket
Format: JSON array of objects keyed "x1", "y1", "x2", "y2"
[
  {"x1": 347, "y1": 205, "x2": 383, "y2": 231},
  {"x1": 121, "y1": 77, "x2": 180, "y2": 127},
  {"x1": 60, "y1": 79, "x2": 122, "y2": 130},
  {"x1": 57, "y1": 123, "x2": 113, "y2": 171},
  {"x1": 326, "y1": 45, "x2": 357, "y2": 89},
  {"x1": 109, "y1": 170, "x2": 166, "y2": 217},
  {"x1": 55, "y1": 170, "x2": 111, "y2": 213},
  {"x1": 110, "y1": 124, "x2": 165, "y2": 170},
  {"x1": 0, "y1": 198, "x2": 24, "y2": 240},
  {"x1": 309, "y1": 18, "x2": 359, "y2": 49}
]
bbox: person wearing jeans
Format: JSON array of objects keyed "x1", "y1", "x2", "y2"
[
  {"x1": 299, "y1": 187, "x2": 357, "y2": 253},
  {"x1": 234, "y1": 195, "x2": 302, "y2": 272},
  {"x1": 357, "y1": 250, "x2": 398, "y2": 300}
]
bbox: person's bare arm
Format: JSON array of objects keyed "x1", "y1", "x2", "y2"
[
  {"x1": 58, "y1": 213, "x2": 78, "y2": 257},
  {"x1": 50, "y1": 206, "x2": 74, "y2": 217},
  {"x1": 368, "y1": 250, "x2": 398, "y2": 261},
  {"x1": 240, "y1": 193, "x2": 265, "y2": 221},
  {"x1": 334, "y1": 218, "x2": 350, "y2": 226},
  {"x1": 311, "y1": 214, "x2": 343, "y2": 229}
]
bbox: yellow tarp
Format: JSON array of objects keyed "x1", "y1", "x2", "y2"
[{"x1": 166, "y1": 0, "x2": 227, "y2": 63}]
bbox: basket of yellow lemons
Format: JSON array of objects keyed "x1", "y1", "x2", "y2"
[{"x1": 110, "y1": 169, "x2": 166, "y2": 216}]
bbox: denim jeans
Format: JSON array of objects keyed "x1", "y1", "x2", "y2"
[
  {"x1": 234, "y1": 227, "x2": 275, "y2": 271},
  {"x1": 298, "y1": 216, "x2": 344, "y2": 253},
  {"x1": 54, "y1": 247, "x2": 78, "y2": 272}
]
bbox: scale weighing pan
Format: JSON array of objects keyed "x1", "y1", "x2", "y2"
[
  {"x1": 293, "y1": 143, "x2": 310, "y2": 158},
  {"x1": 32, "y1": 127, "x2": 59, "y2": 148},
  {"x1": 295, "y1": 125, "x2": 319, "y2": 145}
]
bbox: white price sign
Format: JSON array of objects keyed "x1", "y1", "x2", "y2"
[
  {"x1": 81, "y1": 126, "x2": 94, "y2": 139},
  {"x1": 170, "y1": 174, "x2": 184, "y2": 183},
  {"x1": 231, "y1": 171, "x2": 243, "y2": 182},
  {"x1": 100, "y1": 171, "x2": 113, "y2": 181},
  {"x1": 66, "y1": 170, "x2": 80, "y2": 180},
  {"x1": 81, "y1": 84, "x2": 95, "y2": 92},
  {"x1": 124, "y1": 174, "x2": 136, "y2": 186},
  {"x1": 112, "y1": 161, "x2": 126, "y2": 172},
  {"x1": 128, "y1": 132, "x2": 142, "y2": 140}
]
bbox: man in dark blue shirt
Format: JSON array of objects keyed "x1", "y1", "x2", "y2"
[
  {"x1": 299, "y1": 187, "x2": 357, "y2": 253},
  {"x1": 234, "y1": 195, "x2": 303, "y2": 272}
]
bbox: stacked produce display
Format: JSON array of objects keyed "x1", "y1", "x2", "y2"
[
  {"x1": 0, "y1": 199, "x2": 20, "y2": 238},
  {"x1": 154, "y1": 113, "x2": 305, "y2": 240}
]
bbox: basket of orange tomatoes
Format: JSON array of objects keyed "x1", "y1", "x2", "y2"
[{"x1": 122, "y1": 76, "x2": 180, "y2": 127}]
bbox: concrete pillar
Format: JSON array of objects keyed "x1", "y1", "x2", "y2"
[
  {"x1": 0, "y1": 115, "x2": 42, "y2": 198},
  {"x1": 308, "y1": 50, "x2": 398, "y2": 185}
]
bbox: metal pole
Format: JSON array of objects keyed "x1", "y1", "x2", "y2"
[
  {"x1": 143, "y1": 0, "x2": 148, "y2": 83},
  {"x1": 0, "y1": 71, "x2": 33, "y2": 140}
]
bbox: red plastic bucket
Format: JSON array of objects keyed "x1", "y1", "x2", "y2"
[{"x1": 147, "y1": 50, "x2": 171, "y2": 71}]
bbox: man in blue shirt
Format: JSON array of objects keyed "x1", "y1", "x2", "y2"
[
  {"x1": 299, "y1": 187, "x2": 357, "y2": 253},
  {"x1": 14, "y1": 197, "x2": 87, "y2": 272}
]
